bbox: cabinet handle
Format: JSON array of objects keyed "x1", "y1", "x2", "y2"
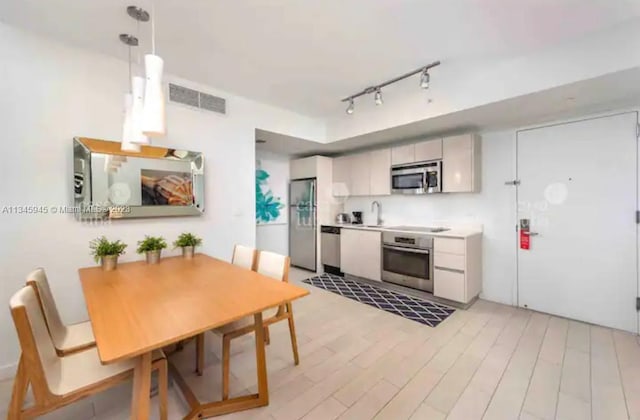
[{"x1": 434, "y1": 266, "x2": 465, "y2": 274}]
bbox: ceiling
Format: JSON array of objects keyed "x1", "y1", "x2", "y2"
[
  {"x1": 256, "y1": 67, "x2": 640, "y2": 157},
  {"x1": 2, "y1": 0, "x2": 640, "y2": 117}
]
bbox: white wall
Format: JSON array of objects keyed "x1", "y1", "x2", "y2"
[
  {"x1": 255, "y1": 150, "x2": 290, "y2": 255},
  {"x1": 0, "y1": 23, "x2": 324, "y2": 374},
  {"x1": 344, "y1": 131, "x2": 518, "y2": 306}
]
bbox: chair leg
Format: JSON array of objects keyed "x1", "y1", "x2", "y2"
[
  {"x1": 264, "y1": 326, "x2": 270, "y2": 345},
  {"x1": 286, "y1": 303, "x2": 300, "y2": 365},
  {"x1": 156, "y1": 359, "x2": 168, "y2": 420},
  {"x1": 195, "y1": 333, "x2": 205, "y2": 376},
  {"x1": 222, "y1": 335, "x2": 231, "y2": 401},
  {"x1": 8, "y1": 355, "x2": 28, "y2": 420}
]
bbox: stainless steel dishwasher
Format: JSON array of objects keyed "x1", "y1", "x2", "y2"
[{"x1": 320, "y1": 225, "x2": 342, "y2": 275}]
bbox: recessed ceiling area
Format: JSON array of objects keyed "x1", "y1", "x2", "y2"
[
  {"x1": 1, "y1": 0, "x2": 639, "y2": 118},
  {"x1": 257, "y1": 67, "x2": 640, "y2": 157}
]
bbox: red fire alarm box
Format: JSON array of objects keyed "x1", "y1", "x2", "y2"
[{"x1": 520, "y1": 219, "x2": 530, "y2": 250}]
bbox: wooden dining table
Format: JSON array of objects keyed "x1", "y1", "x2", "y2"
[{"x1": 79, "y1": 253, "x2": 309, "y2": 419}]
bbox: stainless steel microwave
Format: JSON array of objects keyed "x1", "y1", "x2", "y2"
[{"x1": 391, "y1": 160, "x2": 442, "y2": 194}]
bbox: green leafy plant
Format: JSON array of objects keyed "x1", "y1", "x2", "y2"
[
  {"x1": 173, "y1": 232, "x2": 203, "y2": 248},
  {"x1": 89, "y1": 236, "x2": 127, "y2": 263},
  {"x1": 136, "y1": 236, "x2": 168, "y2": 254}
]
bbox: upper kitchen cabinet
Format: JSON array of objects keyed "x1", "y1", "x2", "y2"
[
  {"x1": 369, "y1": 148, "x2": 391, "y2": 195},
  {"x1": 332, "y1": 155, "x2": 351, "y2": 197},
  {"x1": 290, "y1": 156, "x2": 318, "y2": 179},
  {"x1": 442, "y1": 134, "x2": 481, "y2": 193},
  {"x1": 414, "y1": 139, "x2": 442, "y2": 162},
  {"x1": 349, "y1": 153, "x2": 371, "y2": 196},
  {"x1": 391, "y1": 144, "x2": 415, "y2": 165}
]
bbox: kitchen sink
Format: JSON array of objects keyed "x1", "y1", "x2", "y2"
[{"x1": 385, "y1": 226, "x2": 450, "y2": 233}]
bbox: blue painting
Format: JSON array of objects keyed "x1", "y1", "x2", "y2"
[{"x1": 256, "y1": 160, "x2": 286, "y2": 224}]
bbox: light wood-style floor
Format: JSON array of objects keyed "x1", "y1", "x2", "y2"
[{"x1": 2, "y1": 267, "x2": 640, "y2": 420}]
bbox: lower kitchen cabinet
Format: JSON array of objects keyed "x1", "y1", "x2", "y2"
[
  {"x1": 433, "y1": 268, "x2": 466, "y2": 302},
  {"x1": 340, "y1": 228, "x2": 382, "y2": 281},
  {"x1": 433, "y1": 235, "x2": 482, "y2": 303}
]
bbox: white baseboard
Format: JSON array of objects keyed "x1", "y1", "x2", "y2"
[{"x1": 0, "y1": 362, "x2": 17, "y2": 381}]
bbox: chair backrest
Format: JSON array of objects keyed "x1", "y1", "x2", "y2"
[
  {"x1": 232, "y1": 245, "x2": 257, "y2": 270},
  {"x1": 26, "y1": 268, "x2": 66, "y2": 347},
  {"x1": 10, "y1": 286, "x2": 61, "y2": 400},
  {"x1": 255, "y1": 251, "x2": 290, "y2": 282}
]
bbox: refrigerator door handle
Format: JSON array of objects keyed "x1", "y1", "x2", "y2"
[{"x1": 310, "y1": 179, "x2": 316, "y2": 207}]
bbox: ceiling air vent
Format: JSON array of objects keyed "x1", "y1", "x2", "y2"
[{"x1": 168, "y1": 83, "x2": 226, "y2": 114}]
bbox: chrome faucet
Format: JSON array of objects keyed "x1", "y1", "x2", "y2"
[{"x1": 371, "y1": 200, "x2": 382, "y2": 226}]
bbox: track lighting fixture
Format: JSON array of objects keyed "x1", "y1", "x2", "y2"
[
  {"x1": 346, "y1": 98, "x2": 355, "y2": 114},
  {"x1": 341, "y1": 60, "x2": 440, "y2": 115},
  {"x1": 420, "y1": 69, "x2": 430, "y2": 89},
  {"x1": 374, "y1": 89, "x2": 383, "y2": 106}
]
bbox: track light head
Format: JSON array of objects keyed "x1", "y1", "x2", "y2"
[
  {"x1": 374, "y1": 89, "x2": 383, "y2": 106},
  {"x1": 420, "y1": 69, "x2": 430, "y2": 89},
  {"x1": 346, "y1": 98, "x2": 355, "y2": 115}
]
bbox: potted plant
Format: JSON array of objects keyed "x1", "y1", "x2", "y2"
[
  {"x1": 136, "y1": 236, "x2": 167, "y2": 264},
  {"x1": 89, "y1": 236, "x2": 127, "y2": 271},
  {"x1": 173, "y1": 232, "x2": 203, "y2": 259}
]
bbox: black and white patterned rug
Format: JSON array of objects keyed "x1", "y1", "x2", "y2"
[{"x1": 302, "y1": 273, "x2": 455, "y2": 327}]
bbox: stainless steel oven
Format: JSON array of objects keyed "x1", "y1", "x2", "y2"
[
  {"x1": 381, "y1": 230, "x2": 434, "y2": 292},
  {"x1": 391, "y1": 160, "x2": 442, "y2": 194}
]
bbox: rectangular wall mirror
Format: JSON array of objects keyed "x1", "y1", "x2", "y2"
[{"x1": 73, "y1": 137, "x2": 204, "y2": 220}]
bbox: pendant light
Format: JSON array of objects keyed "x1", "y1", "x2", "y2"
[
  {"x1": 141, "y1": 2, "x2": 166, "y2": 137},
  {"x1": 120, "y1": 34, "x2": 141, "y2": 152},
  {"x1": 130, "y1": 76, "x2": 148, "y2": 144}
]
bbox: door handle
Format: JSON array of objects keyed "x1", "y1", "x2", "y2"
[{"x1": 523, "y1": 231, "x2": 539, "y2": 236}]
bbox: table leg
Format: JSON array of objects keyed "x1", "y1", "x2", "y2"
[
  {"x1": 131, "y1": 351, "x2": 152, "y2": 420},
  {"x1": 195, "y1": 333, "x2": 205, "y2": 376},
  {"x1": 253, "y1": 312, "x2": 269, "y2": 404}
]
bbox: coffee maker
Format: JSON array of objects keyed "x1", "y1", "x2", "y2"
[{"x1": 351, "y1": 211, "x2": 363, "y2": 225}]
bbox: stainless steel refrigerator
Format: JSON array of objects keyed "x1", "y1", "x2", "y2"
[{"x1": 289, "y1": 178, "x2": 317, "y2": 271}]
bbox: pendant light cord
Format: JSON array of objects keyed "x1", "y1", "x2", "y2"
[
  {"x1": 151, "y1": 1, "x2": 156, "y2": 55},
  {"x1": 136, "y1": 20, "x2": 141, "y2": 66}
]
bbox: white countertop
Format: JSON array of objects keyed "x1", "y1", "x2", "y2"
[{"x1": 323, "y1": 223, "x2": 482, "y2": 239}]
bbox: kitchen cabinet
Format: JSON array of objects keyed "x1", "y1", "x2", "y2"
[
  {"x1": 349, "y1": 153, "x2": 371, "y2": 196},
  {"x1": 369, "y1": 148, "x2": 391, "y2": 195},
  {"x1": 290, "y1": 156, "x2": 318, "y2": 179},
  {"x1": 433, "y1": 235, "x2": 482, "y2": 303},
  {"x1": 414, "y1": 139, "x2": 442, "y2": 162},
  {"x1": 332, "y1": 155, "x2": 351, "y2": 197},
  {"x1": 391, "y1": 144, "x2": 415, "y2": 165},
  {"x1": 330, "y1": 132, "x2": 480, "y2": 198},
  {"x1": 340, "y1": 228, "x2": 382, "y2": 281},
  {"x1": 442, "y1": 134, "x2": 481, "y2": 193}
]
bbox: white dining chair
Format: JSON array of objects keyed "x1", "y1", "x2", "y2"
[
  {"x1": 231, "y1": 244, "x2": 257, "y2": 270},
  {"x1": 213, "y1": 251, "x2": 300, "y2": 400},
  {"x1": 7, "y1": 285, "x2": 168, "y2": 420},
  {"x1": 194, "y1": 244, "x2": 258, "y2": 375},
  {"x1": 26, "y1": 268, "x2": 96, "y2": 355}
]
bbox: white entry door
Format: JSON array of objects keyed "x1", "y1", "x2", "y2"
[{"x1": 517, "y1": 112, "x2": 638, "y2": 332}]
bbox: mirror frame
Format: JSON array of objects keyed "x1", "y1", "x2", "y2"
[{"x1": 73, "y1": 137, "x2": 204, "y2": 220}]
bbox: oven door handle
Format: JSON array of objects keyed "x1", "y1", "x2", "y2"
[{"x1": 383, "y1": 245, "x2": 431, "y2": 255}]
